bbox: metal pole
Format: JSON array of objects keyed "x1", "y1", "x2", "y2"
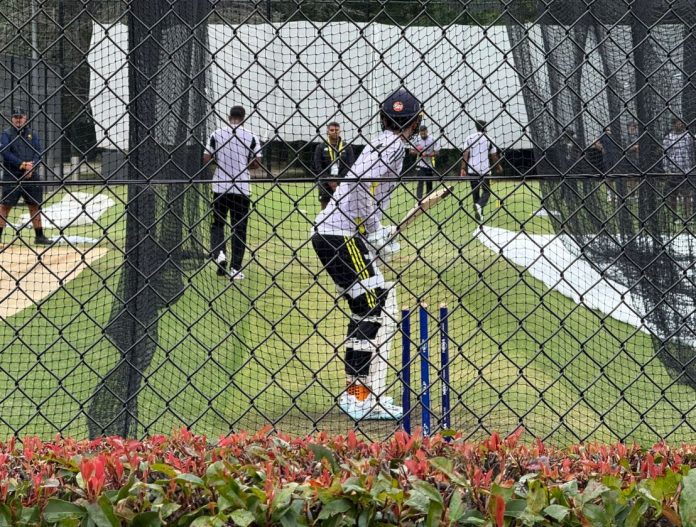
[
  {"x1": 31, "y1": 0, "x2": 43, "y2": 178},
  {"x1": 58, "y1": 0, "x2": 64, "y2": 180}
]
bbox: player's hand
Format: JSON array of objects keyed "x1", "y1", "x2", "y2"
[
  {"x1": 367, "y1": 225, "x2": 398, "y2": 259},
  {"x1": 379, "y1": 239, "x2": 400, "y2": 262}
]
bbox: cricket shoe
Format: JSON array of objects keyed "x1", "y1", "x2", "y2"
[
  {"x1": 215, "y1": 251, "x2": 227, "y2": 276},
  {"x1": 363, "y1": 395, "x2": 403, "y2": 420},
  {"x1": 338, "y1": 393, "x2": 371, "y2": 420},
  {"x1": 35, "y1": 235, "x2": 52, "y2": 246},
  {"x1": 474, "y1": 203, "x2": 483, "y2": 223},
  {"x1": 229, "y1": 268, "x2": 245, "y2": 281}
]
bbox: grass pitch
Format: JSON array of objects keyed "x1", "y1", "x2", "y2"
[{"x1": 0, "y1": 180, "x2": 692, "y2": 443}]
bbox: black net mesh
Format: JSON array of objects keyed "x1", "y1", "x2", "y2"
[{"x1": 0, "y1": 0, "x2": 694, "y2": 443}]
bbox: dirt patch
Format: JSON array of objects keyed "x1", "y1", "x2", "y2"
[{"x1": 0, "y1": 245, "x2": 108, "y2": 318}]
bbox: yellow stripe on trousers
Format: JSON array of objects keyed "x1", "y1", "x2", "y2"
[{"x1": 344, "y1": 236, "x2": 376, "y2": 308}]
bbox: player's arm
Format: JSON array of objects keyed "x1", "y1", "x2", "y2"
[
  {"x1": 312, "y1": 142, "x2": 324, "y2": 176},
  {"x1": 248, "y1": 135, "x2": 262, "y2": 170},
  {"x1": 489, "y1": 143, "x2": 503, "y2": 175},
  {"x1": 427, "y1": 140, "x2": 439, "y2": 158},
  {"x1": 460, "y1": 148, "x2": 470, "y2": 176},
  {"x1": 202, "y1": 132, "x2": 216, "y2": 166},
  {"x1": 343, "y1": 144, "x2": 357, "y2": 171},
  {"x1": 0, "y1": 131, "x2": 23, "y2": 170}
]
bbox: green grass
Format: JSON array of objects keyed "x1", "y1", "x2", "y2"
[{"x1": 0, "y1": 180, "x2": 693, "y2": 443}]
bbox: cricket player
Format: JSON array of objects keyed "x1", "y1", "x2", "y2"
[
  {"x1": 311, "y1": 87, "x2": 423, "y2": 420},
  {"x1": 203, "y1": 105, "x2": 262, "y2": 280}
]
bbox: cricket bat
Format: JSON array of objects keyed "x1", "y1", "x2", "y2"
[{"x1": 396, "y1": 185, "x2": 454, "y2": 233}]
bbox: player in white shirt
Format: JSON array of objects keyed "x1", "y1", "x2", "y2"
[
  {"x1": 461, "y1": 120, "x2": 502, "y2": 221},
  {"x1": 203, "y1": 106, "x2": 263, "y2": 280},
  {"x1": 312, "y1": 87, "x2": 423, "y2": 421},
  {"x1": 410, "y1": 124, "x2": 439, "y2": 200}
]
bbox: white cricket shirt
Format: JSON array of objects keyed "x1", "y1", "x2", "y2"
[
  {"x1": 463, "y1": 132, "x2": 495, "y2": 175},
  {"x1": 315, "y1": 130, "x2": 405, "y2": 236},
  {"x1": 205, "y1": 125, "x2": 262, "y2": 196}
]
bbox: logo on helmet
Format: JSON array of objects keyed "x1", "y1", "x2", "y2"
[{"x1": 393, "y1": 101, "x2": 404, "y2": 112}]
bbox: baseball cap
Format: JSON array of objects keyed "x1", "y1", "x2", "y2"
[{"x1": 11, "y1": 107, "x2": 27, "y2": 117}]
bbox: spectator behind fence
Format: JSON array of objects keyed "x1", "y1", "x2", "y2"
[
  {"x1": 663, "y1": 117, "x2": 695, "y2": 220},
  {"x1": 203, "y1": 105, "x2": 263, "y2": 281},
  {"x1": 312, "y1": 122, "x2": 355, "y2": 210},
  {"x1": 410, "y1": 125, "x2": 439, "y2": 201},
  {"x1": 0, "y1": 107, "x2": 50, "y2": 245},
  {"x1": 592, "y1": 126, "x2": 622, "y2": 204},
  {"x1": 663, "y1": 118, "x2": 694, "y2": 174}
]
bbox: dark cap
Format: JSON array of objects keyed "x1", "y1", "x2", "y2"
[
  {"x1": 419, "y1": 125, "x2": 428, "y2": 131},
  {"x1": 11, "y1": 107, "x2": 27, "y2": 117}
]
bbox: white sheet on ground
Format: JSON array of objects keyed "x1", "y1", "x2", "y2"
[
  {"x1": 17, "y1": 192, "x2": 114, "y2": 229},
  {"x1": 474, "y1": 226, "x2": 647, "y2": 332}
]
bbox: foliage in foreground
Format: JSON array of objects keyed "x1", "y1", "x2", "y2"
[{"x1": 1, "y1": 427, "x2": 696, "y2": 526}]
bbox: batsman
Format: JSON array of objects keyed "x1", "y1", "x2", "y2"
[{"x1": 312, "y1": 87, "x2": 423, "y2": 420}]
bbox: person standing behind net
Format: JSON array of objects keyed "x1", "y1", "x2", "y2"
[
  {"x1": 312, "y1": 122, "x2": 356, "y2": 210},
  {"x1": 203, "y1": 105, "x2": 262, "y2": 281},
  {"x1": 662, "y1": 117, "x2": 695, "y2": 221},
  {"x1": 410, "y1": 124, "x2": 439, "y2": 201},
  {"x1": 311, "y1": 87, "x2": 422, "y2": 421},
  {"x1": 0, "y1": 107, "x2": 50, "y2": 245},
  {"x1": 461, "y1": 119, "x2": 501, "y2": 222}
]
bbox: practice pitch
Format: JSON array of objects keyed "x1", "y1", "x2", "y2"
[{"x1": 0, "y1": 245, "x2": 108, "y2": 319}]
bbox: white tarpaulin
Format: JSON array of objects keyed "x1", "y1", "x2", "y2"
[
  {"x1": 17, "y1": 192, "x2": 115, "y2": 230},
  {"x1": 89, "y1": 22, "x2": 530, "y2": 150},
  {"x1": 475, "y1": 225, "x2": 647, "y2": 332}
]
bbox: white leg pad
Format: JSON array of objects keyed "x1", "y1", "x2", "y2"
[{"x1": 367, "y1": 283, "x2": 397, "y2": 399}]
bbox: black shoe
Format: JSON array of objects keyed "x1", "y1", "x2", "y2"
[{"x1": 35, "y1": 235, "x2": 52, "y2": 246}]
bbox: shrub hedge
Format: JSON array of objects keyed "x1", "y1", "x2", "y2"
[{"x1": 0, "y1": 427, "x2": 694, "y2": 526}]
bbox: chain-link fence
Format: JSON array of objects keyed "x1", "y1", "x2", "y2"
[{"x1": 0, "y1": 0, "x2": 695, "y2": 444}]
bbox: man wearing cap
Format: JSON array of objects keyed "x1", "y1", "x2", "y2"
[
  {"x1": 312, "y1": 122, "x2": 356, "y2": 210},
  {"x1": 0, "y1": 108, "x2": 50, "y2": 245},
  {"x1": 409, "y1": 124, "x2": 439, "y2": 201}
]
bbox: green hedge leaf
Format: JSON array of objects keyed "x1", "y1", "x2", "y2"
[
  {"x1": 0, "y1": 504, "x2": 11, "y2": 527},
  {"x1": 579, "y1": 481, "x2": 610, "y2": 505},
  {"x1": 229, "y1": 509, "x2": 255, "y2": 527},
  {"x1": 131, "y1": 511, "x2": 162, "y2": 527},
  {"x1": 459, "y1": 509, "x2": 485, "y2": 526},
  {"x1": 84, "y1": 496, "x2": 119, "y2": 527},
  {"x1": 175, "y1": 474, "x2": 205, "y2": 487},
  {"x1": 308, "y1": 444, "x2": 340, "y2": 474},
  {"x1": 543, "y1": 504, "x2": 570, "y2": 522},
  {"x1": 43, "y1": 499, "x2": 87, "y2": 523},
  {"x1": 151, "y1": 464, "x2": 178, "y2": 478},
  {"x1": 317, "y1": 498, "x2": 353, "y2": 520},
  {"x1": 20, "y1": 506, "x2": 39, "y2": 524},
  {"x1": 680, "y1": 469, "x2": 696, "y2": 527}
]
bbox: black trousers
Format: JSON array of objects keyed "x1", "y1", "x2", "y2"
[
  {"x1": 416, "y1": 167, "x2": 435, "y2": 199},
  {"x1": 312, "y1": 233, "x2": 385, "y2": 377},
  {"x1": 211, "y1": 192, "x2": 251, "y2": 271},
  {"x1": 470, "y1": 175, "x2": 491, "y2": 208}
]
